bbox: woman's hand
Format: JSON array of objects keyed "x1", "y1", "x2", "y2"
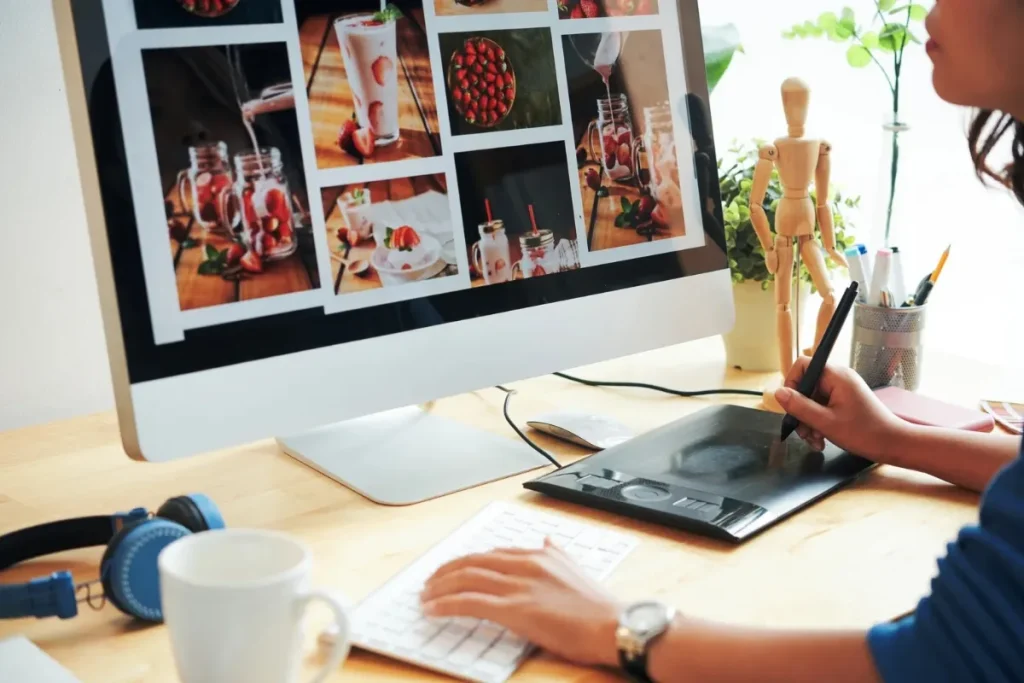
[
  {"x1": 420, "y1": 539, "x2": 622, "y2": 668},
  {"x1": 775, "y1": 357, "x2": 909, "y2": 462}
]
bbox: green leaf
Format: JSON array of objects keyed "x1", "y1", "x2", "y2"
[
  {"x1": 217, "y1": 248, "x2": 230, "y2": 264},
  {"x1": 879, "y1": 23, "x2": 909, "y2": 51},
  {"x1": 803, "y1": 20, "x2": 824, "y2": 37},
  {"x1": 818, "y1": 11, "x2": 838, "y2": 30},
  {"x1": 703, "y1": 24, "x2": 742, "y2": 92},
  {"x1": 384, "y1": 226, "x2": 394, "y2": 249},
  {"x1": 614, "y1": 214, "x2": 626, "y2": 228},
  {"x1": 846, "y1": 45, "x2": 873, "y2": 68},
  {"x1": 861, "y1": 31, "x2": 879, "y2": 49},
  {"x1": 877, "y1": 0, "x2": 896, "y2": 10},
  {"x1": 841, "y1": 6, "x2": 855, "y2": 23},
  {"x1": 891, "y1": 3, "x2": 927, "y2": 20},
  {"x1": 372, "y1": 3, "x2": 403, "y2": 22},
  {"x1": 205, "y1": 244, "x2": 219, "y2": 261},
  {"x1": 621, "y1": 197, "x2": 631, "y2": 212},
  {"x1": 181, "y1": 238, "x2": 198, "y2": 249},
  {"x1": 198, "y1": 260, "x2": 223, "y2": 276}
]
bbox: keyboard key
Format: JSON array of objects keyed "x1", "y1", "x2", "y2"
[
  {"x1": 483, "y1": 642, "x2": 524, "y2": 666},
  {"x1": 472, "y1": 659, "x2": 513, "y2": 681},
  {"x1": 446, "y1": 634, "x2": 494, "y2": 666},
  {"x1": 421, "y1": 630, "x2": 465, "y2": 660}
]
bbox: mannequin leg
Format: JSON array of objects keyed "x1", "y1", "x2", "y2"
[
  {"x1": 799, "y1": 236, "x2": 836, "y2": 352},
  {"x1": 775, "y1": 237, "x2": 796, "y2": 376}
]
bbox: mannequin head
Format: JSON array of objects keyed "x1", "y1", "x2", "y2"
[{"x1": 781, "y1": 78, "x2": 810, "y2": 138}]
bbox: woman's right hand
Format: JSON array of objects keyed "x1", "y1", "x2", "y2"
[{"x1": 774, "y1": 358, "x2": 909, "y2": 462}]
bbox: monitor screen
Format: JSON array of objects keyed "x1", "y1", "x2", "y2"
[{"x1": 67, "y1": 0, "x2": 727, "y2": 385}]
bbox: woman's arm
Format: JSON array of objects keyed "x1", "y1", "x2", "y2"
[
  {"x1": 648, "y1": 619, "x2": 879, "y2": 683},
  {"x1": 883, "y1": 424, "x2": 1020, "y2": 493},
  {"x1": 774, "y1": 360, "x2": 1021, "y2": 493}
]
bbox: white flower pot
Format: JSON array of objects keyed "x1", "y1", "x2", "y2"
[{"x1": 722, "y1": 280, "x2": 811, "y2": 373}]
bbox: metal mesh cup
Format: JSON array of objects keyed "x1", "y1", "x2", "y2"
[{"x1": 849, "y1": 303, "x2": 927, "y2": 391}]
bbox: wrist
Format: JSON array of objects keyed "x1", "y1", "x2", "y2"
[
  {"x1": 646, "y1": 613, "x2": 688, "y2": 682},
  {"x1": 876, "y1": 420, "x2": 921, "y2": 467}
]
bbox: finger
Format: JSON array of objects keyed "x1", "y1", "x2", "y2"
[
  {"x1": 422, "y1": 567, "x2": 524, "y2": 602},
  {"x1": 783, "y1": 356, "x2": 812, "y2": 391},
  {"x1": 422, "y1": 593, "x2": 510, "y2": 623},
  {"x1": 430, "y1": 551, "x2": 544, "y2": 583},
  {"x1": 796, "y1": 425, "x2": 813, "y2": 441},
  {"x1": 774, "y1": 385, "x2": 833, "y2": 433}
]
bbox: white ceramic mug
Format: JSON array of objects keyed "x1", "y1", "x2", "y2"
[{"x1": 158, "y1": 529, "x2": 351, "y2": 683}]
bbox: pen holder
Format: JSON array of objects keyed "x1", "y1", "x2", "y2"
[{"x1": 850, "y1": 303, "x2": 927, "y2": 391}]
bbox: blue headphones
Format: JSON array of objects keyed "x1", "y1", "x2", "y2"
[{"x1": 0, "y1": 494, "x2": 224, "y2": 622}]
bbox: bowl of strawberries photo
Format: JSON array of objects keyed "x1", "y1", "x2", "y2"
[
  {"x1": 177, "y1": 0, "x2": 240, "y2": 18},
  {"x1": 446, "y1": 37, "x2": 517, "y2": 129},
  {"x1": 558, "y1": 0, "x2": 656, "y2": 19}
]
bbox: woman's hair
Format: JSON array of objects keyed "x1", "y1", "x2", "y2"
[{"x1": 968, "y1": 110, "x2": 1024, "y2": 206}]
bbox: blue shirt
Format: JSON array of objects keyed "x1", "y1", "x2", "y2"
[{"x1": 868, "y1": 442, "x2": 1024, "y2": 682}]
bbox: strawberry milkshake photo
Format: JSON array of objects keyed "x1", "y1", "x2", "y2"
[{"x1": 335, "y1": 5, "x2": 403, "y2": 149}]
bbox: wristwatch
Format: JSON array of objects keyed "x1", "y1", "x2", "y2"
[{"x1": 615, "y1": 600, "x2": 677, "y2": 682}]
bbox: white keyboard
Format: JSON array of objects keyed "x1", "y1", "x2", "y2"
[{"x1": 324, "y1": 502, "x2": 637, "y2": 682}]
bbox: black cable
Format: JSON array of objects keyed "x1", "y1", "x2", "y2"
[
  {"x1": 494, "y1": 386, "x2": 562, "y2": 469},
  {"x1": 552, "y1": 372, "x2": 763, "y2": 398}
]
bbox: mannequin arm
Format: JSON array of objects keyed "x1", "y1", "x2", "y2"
[
  {"x1": 815, "y1": 142, "x2": 848, "y2": 268},
  {"x1": 749, "y1": 145, "x2": 777, "y2": 256}
]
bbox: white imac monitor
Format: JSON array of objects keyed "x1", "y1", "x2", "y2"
[{"x1": 53, "y1": 0, "x2": 734, "y2": 504}]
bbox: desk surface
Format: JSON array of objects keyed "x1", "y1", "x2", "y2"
[{"x1": 1, "y1": 339, "x2": 1017, "y2": 682}]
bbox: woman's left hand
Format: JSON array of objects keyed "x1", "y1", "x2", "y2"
[{"x1": 420, "y1": 538, "x2": 622, "y2": 668}]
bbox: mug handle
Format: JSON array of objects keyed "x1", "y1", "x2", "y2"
[
  {"x1": 471, "y1": 242, "x2": 483, "y2": 278},
  {"x1": 586, "y1": 120, "x2": 600, "y2": 169},
  {"x1": 176, "y1": 170, "x2": 191, "y2": 217},
  {"x1": 632, "y1": 136, "x2": 647, "y2": 192},
  {"x1": 218, "y1": 185, "x2": 241, "y2": 234},
  {"x1": 298, "y1": 589, "x2": 351, "y2": 683}
]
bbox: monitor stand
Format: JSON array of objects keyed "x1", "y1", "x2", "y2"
[{"x1": 276, "y1": 406, "x2": 551, "y2": 506}]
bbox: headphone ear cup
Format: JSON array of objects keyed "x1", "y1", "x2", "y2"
[
  {"x1": 156, "y1": 494, "x2": 224, "y2": 532},
  {"x1": 99, "y1": 519, "x2": 190, "y2": 622}
]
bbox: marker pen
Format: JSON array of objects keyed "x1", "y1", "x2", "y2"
[
  {"x1": 890, "y1": 246, "x2": 908, "y2": 306},
  {"x1": 869, "y1": 248, "x2": 893, "y2": 306},
  {"x1": 844, "y1": 244, "x2": 872, "y2": 303}
]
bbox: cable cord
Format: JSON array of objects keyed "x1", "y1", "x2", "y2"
[
  {"x1": 495, "y1": 386, "x2": 562, "y2": 469},
  {"x1": 552, "y1": 372, "x2": 763, "y2": 398}
]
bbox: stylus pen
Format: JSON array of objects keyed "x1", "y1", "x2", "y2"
[{"x1": 779, "y1": 281, "x2": 860, "y2": 441}]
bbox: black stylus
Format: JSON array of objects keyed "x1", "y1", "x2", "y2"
[{"x1": 779, "y1": 281, "x2": 859, "y2": 441}]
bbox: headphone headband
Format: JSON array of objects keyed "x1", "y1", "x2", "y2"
[{"x1": 0, "y1": 509, "x2": 148, "y2": 572}]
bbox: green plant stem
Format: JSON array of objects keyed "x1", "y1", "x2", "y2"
[{"x1": 883, "y1": 6, "x2": 912, "y2": 247}]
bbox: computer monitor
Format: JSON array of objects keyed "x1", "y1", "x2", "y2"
[{"x1": 53, "y1": 0, "x2": 733, "y2": 504}]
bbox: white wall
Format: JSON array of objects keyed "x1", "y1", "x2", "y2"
[
  {"x1": 0, "y1": 0, "x2": 114, "y2": 430},
  {"x1": 0, "y1": 1, "x2": 1020, "y2": 431}
]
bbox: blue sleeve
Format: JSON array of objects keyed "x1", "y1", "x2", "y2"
[{"x1": 867, "y1": 454, "x2": 1024, "y2": 683}]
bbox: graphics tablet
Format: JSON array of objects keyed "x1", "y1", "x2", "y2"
[{"x1": 524, "y1": 405, "x2": 875, "y2": 542}]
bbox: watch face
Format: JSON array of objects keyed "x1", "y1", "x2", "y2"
[{"x1": 626, "y1": 602, "x2": 670, "y2": 635}]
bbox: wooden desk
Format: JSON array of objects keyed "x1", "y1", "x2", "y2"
[{"x1": 1, "y1": 340, "x2": 1015, "y2": 682}]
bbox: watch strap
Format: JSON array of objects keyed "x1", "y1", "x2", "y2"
[{"x1": 618, "y1": 650, "x2": 654, "y2": 683}]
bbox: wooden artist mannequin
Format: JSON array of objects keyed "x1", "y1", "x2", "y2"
[{"x1": 749, "y1": 77, "x2": 849, "y2": 377}]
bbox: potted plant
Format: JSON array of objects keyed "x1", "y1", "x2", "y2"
[
  {"x1": 719, "y1": 140, "x2": 858, "y2": 371},
  {"x1": 783, "y1": 2, "x2": 927, "y2": 248}
]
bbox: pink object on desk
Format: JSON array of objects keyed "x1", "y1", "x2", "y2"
[{"x1": 875, "y1": 386, "x2": 996, "y2": 432}]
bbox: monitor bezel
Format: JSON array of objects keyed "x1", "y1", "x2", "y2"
[{"x1": 53, "y1": 0, "x2": 734, "y2": 462}]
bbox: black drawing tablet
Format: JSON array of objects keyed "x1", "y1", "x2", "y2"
[{"x1": 523, "y1": 404, "x2": 875, "y2": 542}]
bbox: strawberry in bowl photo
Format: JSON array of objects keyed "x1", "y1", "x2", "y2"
[
  {"x1": 177, "y1": 0, "x2": 240, "y2": 18},
  {"x1": 447, "y1": 37, "x2": 516, "y2": 129}
]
